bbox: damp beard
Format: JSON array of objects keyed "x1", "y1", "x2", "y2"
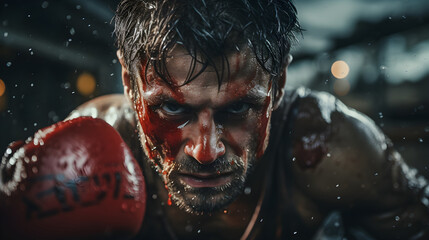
[{"x1": 164, "y1": 155, "x2": 254, "y2": 215}]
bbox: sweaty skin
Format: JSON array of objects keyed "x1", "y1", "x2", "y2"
[
  {"x1": 121, "y1": 46, "x2": 281, "y2": 217},
  {"x1": 68, "y1": 87, "x2": 429, "y2": 239},
  {"x1": 67, "y1": 50, "x2": 429, "y2": 239}
]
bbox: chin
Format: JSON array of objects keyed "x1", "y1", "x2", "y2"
[{"x1": 168, "y1": 172, "x2": 247, "y2": 214}]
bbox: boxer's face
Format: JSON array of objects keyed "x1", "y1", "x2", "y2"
[{"x1": 124, "y1": 46, "x2": 285, "y2": 213}]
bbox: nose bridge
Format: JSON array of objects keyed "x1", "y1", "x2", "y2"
[{"x1": 184, "y1": 109, "x2": 225, "y2": 164}]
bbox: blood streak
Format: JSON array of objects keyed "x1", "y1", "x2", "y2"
[
  {"x1": 135, "y1": 80, "x2": 186, "y2": 164},
  {"x1": 293, "y1": 133, "x2": 327, "y2": 169}
]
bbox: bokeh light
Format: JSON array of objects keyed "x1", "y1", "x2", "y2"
[
  {"x1": 333, "y1": 79, "x2": 350, "y2": 96},
  {"x1": 0, "y1": 79, "x2": 5, "y2": 97},
  {"x1": 331, "y1": 60, "x2": 350, "y2": 79},
  {"x1": 76, "y1": 73, "x2": 96, "y2": 96}
]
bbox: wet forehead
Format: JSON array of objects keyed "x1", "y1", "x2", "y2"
[
  {"x1": 164, "y1": 45, "x2": 260, "y2": 86},
  {"x1": 140, "y1": 46, "x2": 271, "y2": 106}
]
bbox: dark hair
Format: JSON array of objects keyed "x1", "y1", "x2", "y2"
[{"x1": 114, "y1": 0, "x2": 301, "y2": 88}]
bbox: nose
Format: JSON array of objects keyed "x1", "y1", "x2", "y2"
[{"x1": 184, "y1": 110, "x2": 225, "y2": 164}]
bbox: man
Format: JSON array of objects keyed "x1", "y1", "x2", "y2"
[{"x1": 2, "y1": 0, "x2": 429, "y2": 239}]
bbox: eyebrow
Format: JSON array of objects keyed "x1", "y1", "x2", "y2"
[{"x1": 146, "y1": 90, "x2": 268, "y2": 110}]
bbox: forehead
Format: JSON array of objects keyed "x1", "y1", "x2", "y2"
[
  {"x1": 138, "y1": 45, "x2": 272, "y2": 104},
  {"x1": 163, "y1": 45, "x2": 259, "y2": 86}
]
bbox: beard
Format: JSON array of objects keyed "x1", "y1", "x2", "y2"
[{"x1": 162, "y1": 153, "x2": 255, "y2": 214}]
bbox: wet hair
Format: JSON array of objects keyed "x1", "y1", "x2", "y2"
[{"x1": 114, "y1": 0, "x2": 301, "y2": 89}]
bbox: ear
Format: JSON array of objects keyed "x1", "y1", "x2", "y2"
[
  {"x1": 273, "y1": 54, "x2": 292, "y2": 110},
  {"x1": 117, "y1": 50, "x2": 134, "y2": 104}
]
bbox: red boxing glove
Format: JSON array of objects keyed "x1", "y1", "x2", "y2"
[{"x1": 0, "y1": 117, "x2": 146, "y2": 240}]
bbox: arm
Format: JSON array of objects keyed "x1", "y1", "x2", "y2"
[{"x1": 288, "y1": 88, "x2": 429, "y2": 239}]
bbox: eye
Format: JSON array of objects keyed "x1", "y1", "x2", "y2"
[
  {"x1": 226, "y1": 102, "x2": 250, "y2": 114},
  {"x1": 161, "y1": 102, "x2": 186, "y2": 115}
]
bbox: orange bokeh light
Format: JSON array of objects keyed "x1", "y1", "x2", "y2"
[
  {"x1": 76, "y1": 73, "x2": 96, "y2": 96},
  {"x1": 0, "y1": 79, "x2": 5, "y2": 97},
  {"x1": 331, "y1": 60, "x2": 350, "y2": 79}
]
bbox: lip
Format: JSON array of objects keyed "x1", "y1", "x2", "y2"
[{"x1": 178, "y1": 172, "x2": 233, "y2": 188}]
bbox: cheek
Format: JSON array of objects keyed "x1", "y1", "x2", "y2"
[
  {"x1": 223, "y1": 107, "x2": 272, "y2": 161},
  {"x1": 134, "y1": 98, "x2": 184, "y2": 163}
]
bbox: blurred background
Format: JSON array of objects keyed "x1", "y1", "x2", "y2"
[{"x1": 1, "y1": 0, "x2": 428, "y2": 177}]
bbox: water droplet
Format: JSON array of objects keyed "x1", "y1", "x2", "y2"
[
  {"x1": 66, "y1": 15, "x2": 71, "y2": 20},
  {"x1": 378, "y1": 112, "x2": 383, "y2": 119},
  {"x1": 402, "y1": 15, "x2": 406, "y2": 19},
  {"x1": 334, "y1": 221, "x2": 340, "y2": 227},
  {"x1": 260, "y1": 218, "x2": 264, "y2": 222},
  {"x1": 9, "y1": 158, "x2": 16, "y2": 165},
  {"x1": 152, "y1": 194, "x2": 158, "y2": 199},
  {"x1": 41, "y1": 1, "x2": 49, "y2": 8},
  {"x1": 31, "y1": 155, "x2": 37, "y2": 162},
  {"x1": 5, "y1": 148, "x2": 12, "y2": 155},
  {"x1": 395, "y1": 216, "x2": 400, "y2": 221},
  {"x1": 418, "y1": 138, "x2": 423, "y2": 143},
  {"x1": 197, "y1": 229, "x2": 201, "y2": 234},
  {"x1": 112, "y1": 59, "x2": 117, "y2": 64},
  {"x1": 33, "y1": 122, "x2": 37, "y2": 127},
  {"x1": 293, "y1": 231, "x2": 297, "y2": 235},
  {"x1": 110, "y1": 73, "x2": 114, "y2": 76},
  {"x1": 335, "y1": 184, "x2": 339, "y2": 188},
  {"x1": 70, "y1": 28, "x2": 75, "y2": 35},
  {"x1": 292, "y1": 157, "x2": 296, "y2": 162},
  {"x1": 388, "y1": 16, "x2": 392, "y2": 20},
  {"x1": 3, "y1": 32, "x2": 8, "y2": 37},
  {"x1": 337, "y1": 196, "x2": 341, "y2": 200},
  {"x1": 374, "y1": 172, "x2": 379, "y2": 176},
  {"x1": 326, "y1": 153, "x2": 331, "y2": 157},
  {"x1": 6, "y1": 62, "x2": 12, "y2": 67},
  {"x1": 76, "y1": 5, "x2": 81, "y2": 10},
  {"x1": 244, "y1": 187, "x2": 251, "y2": 195}
]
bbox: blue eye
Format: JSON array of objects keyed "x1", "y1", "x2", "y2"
[
  {"x1": 161, "y1": 103, "x2": 186, "y2": 114},
  {"x1": 227, "y1": 102, "x2": 250, "y2": 114}
]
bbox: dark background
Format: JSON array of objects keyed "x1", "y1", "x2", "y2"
[{"x1": 1, "y1": 0, "x2": 428, "y2": 177}]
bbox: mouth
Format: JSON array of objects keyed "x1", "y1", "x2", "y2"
[{"x1": 178, "y1": 171, "x2": 234, "y2": 188}]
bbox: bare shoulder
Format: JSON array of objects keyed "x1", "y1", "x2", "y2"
[
  {"x1": 288, "y1": 88, "x2": 405, "y2": 208},
  {"x1": 67, "y1": 94, "x2": 141, "y2": 159},
  {"x1": 67, "y1": 94, "x2": 134, "y2": 127}
]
